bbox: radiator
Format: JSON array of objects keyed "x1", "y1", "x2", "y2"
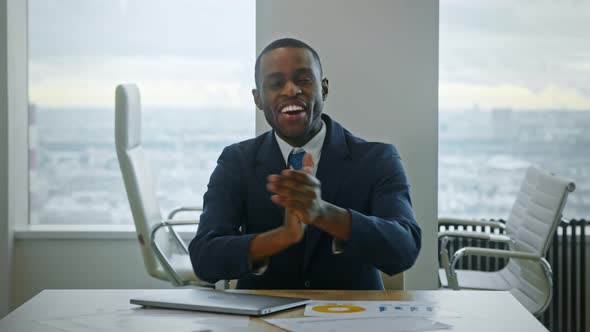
[{"x1": 438, "y1": 219, "x2": 589, "y2": 332}]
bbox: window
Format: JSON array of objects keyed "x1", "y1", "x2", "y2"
[
  {"x1": 28, "y1": 0, "x2": 255, "y2": 224},
  {"x1": 439, "y1": 0, "x2": 590, "y2": 219}
]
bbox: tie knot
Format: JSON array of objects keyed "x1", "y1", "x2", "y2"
[{"x1": 288, "y1": 150, "x2": 306, "y2": 170}]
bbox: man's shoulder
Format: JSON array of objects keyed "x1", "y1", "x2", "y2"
[
  {"x1": 221, "y1": 132, "x2": 270, "y2": 159},
  {"x1": 342, "y1": 129, "x2": 400, "y2": 160},
  {"x1": 326, "y1": 114, "x2": 400, "y2": 159}
]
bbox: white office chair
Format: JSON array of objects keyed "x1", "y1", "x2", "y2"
[
  {"x1": 438, "y1": 166, "x2": 575, "y2": 316},
  {"x1": 115, "y1": 83, "x2": 215, "y2": 288}
]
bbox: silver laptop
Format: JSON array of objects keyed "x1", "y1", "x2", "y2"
[{"x1": 130, "y1": 289, "x2": 310, "y2": 316}]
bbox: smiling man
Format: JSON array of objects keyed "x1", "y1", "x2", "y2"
[{"x1": 189, "y1": 38, "x2": 421, "y2": 290}]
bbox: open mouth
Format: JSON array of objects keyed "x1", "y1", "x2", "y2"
[
  {"x1": 277, "y1": 104, "x2": 308, "y2": 122},
  {"x1": 280, "y1": 104, "x2": 305, "y2": 115}
]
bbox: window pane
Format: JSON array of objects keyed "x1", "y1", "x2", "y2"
[
  {"x1": 28, "y1": 0, "x2": 255, "y2": 224},
  {"x1": 439, "y1": 0, "x2": 590, "y2": 219}
]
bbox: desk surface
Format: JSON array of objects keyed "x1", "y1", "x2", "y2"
[{"x1": 0, "y1": 289, "x2": 547, "y2": 331}]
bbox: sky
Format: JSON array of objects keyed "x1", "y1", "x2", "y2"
[
  {"x1": 440, "y1": 0, "x2": 590, "y2": 111},
  {"x1": 29, "y1": 0, "x2": 590, "y2": 111},
  {"x1": 28, "y1": 0, "x2": 255, "y2": 109}
]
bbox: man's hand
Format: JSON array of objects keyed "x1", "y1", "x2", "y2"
[
  {"x1": 250, "y1": 152, "x2": 351, "y2": 261},
  {"x1": 267, "y1": 153, "x2": 325, "y2": 225},
  {"x1": 249, "y1": 154, "x2": 319, "y2": 260},
  {"x1": 281, "y1": 208, "x2": 305, "y2": 244}
]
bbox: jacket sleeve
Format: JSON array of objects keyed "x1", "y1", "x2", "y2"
[
  {"x1": 340, "y1": 145, "x2": 421, "y2": 275},
  {"x1": 188, "y1": 145, "x2": 257, "y2": 283}
]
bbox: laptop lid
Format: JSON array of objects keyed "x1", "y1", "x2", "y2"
[{"x1": 130, "y1": 289, "x2": 310, "y2": 316}]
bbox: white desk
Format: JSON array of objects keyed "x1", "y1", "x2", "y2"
[{"x1": 0, "y1": 289, "x2": 548, "y2": 331}]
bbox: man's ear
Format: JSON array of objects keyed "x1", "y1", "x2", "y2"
[
  {"x1": 321, "y1": 78, "x2": 329, "y2": 101},
  {"x1": 252, "y1": 88, "x2": 262, "y2": 110}
]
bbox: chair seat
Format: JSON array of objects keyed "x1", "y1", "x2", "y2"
[{"x1": 438, "y1": 268, "x2": 512, "y2": 290}]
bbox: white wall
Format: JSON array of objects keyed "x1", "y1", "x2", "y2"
[
  {"x1": 11, "y1": 239, "x2": 171, "y2": 308},
  {"x1": 256, "y1": 0, "x2": 439, "y2": 289},
  {"x1": 1, "y1": 0, "x2": 28, "y2": 318},
  {"x1": 0, "y1": 0, "x2": 10, "y2": 318}
]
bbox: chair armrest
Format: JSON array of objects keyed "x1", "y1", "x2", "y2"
[
  {"x1": 438, "y1": 230, "x2": 513, "y2": 243},
  {"x1": 448, "y1": 247, "x2": 541, "y2": 287},
  {"x1": 443, "y1": 246, "x2": 547, "y2": 290},
  {"x1": 151, "y1": 220, "x2": 199, "y2": 253},
  {"x1": 446, "y1": 246, "x2": 553, "y2": 309},
  {"x1": 167, "y1": 206, "x2": 203, "y2": 220},
  {"x1": 453, "y1": 247, "x2": 539, "y2": 261},
  {"x1": 154, "y1": 219, "x2": 200, "y2": 229},
  {"x1": 438, "y1": 231, "x2": 513, "y2": 282},
  {"x1": 438, "y1": 231, "x2": 514, "y2": 289},
  {"x1": 438, "y1": 218, "x2": 506, "y2": 230},
  {"x1": 150, "y1": 219, "x2": 219, "y2": 289},
  {"x1": 149, "y1": 220, "x2": 200, "y2": 286}
]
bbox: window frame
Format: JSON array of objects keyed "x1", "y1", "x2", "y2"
[{"x1": 1, "y1": 0, "x2": 29, "y2": 316}]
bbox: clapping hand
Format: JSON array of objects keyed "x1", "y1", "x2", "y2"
[{"x1": 267, "y1": 153, "x2": 325, "y2": 234}]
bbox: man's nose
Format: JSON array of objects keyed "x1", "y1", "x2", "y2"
[{"x1": 281, "y1": 80, "x2": 302, "y2": 97}]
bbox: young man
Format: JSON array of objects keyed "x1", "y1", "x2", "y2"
[{"x1": 189, "y1": 38, "x2": 421, "y2": 290}]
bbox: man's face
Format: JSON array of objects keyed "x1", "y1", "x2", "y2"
[{"x1": 253, "y1": 47, "x2": 328, "y2": 146}]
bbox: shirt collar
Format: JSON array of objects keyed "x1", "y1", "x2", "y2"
[{"x1": 274, "y1": 120, "x2": 326, "y2": 175}]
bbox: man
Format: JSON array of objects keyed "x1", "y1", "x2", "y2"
[{"x1": 189, "y1": 38, "x2": 420, "y2": 290}]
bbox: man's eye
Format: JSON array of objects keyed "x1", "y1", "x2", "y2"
[
  {"x1": 267, "y1": 81, "x2": 283, "y2": 89},
  {"x1": 298, "y1": 78, "x2": 313, "y2": 84}
]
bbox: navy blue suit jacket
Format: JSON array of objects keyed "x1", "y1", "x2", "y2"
[{"x1": 189, "y1": 114, "x2": 421, "y2": 290}]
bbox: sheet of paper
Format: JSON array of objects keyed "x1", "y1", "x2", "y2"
[
  {"x1": 304, "y1": 301, "x2": 458, "y2": 318},
  {"x1": 37, "y1": 307, "x2": 248, "y2": 332},
  {"x1": 265, "y1": 316, "x2": 452, "y2": 332}
]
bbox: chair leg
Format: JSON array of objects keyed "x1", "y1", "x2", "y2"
[{"x1": 440, "y1": 236, "x2": 459, "y2": 289}]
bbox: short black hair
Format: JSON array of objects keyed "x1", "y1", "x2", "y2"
[{"x1": 254, "y1": 38, "x2": 323, "y2": 89}]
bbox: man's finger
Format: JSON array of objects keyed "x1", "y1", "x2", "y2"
[
  {"x1": 268, "y1": 184, "x2": 315, "y2": 202},
  {"x1": 303, "y1": 152, "x2": 314, "y2": 174},
  {"x1": 267, "y1": 180, "x2": 317, "y2": 197},
  {"x1": 271, "y1": 195, "x2": 310, "y2": 214},
  {"x1": 279, "y1": 169, "x2": 320, "y2": 186}
]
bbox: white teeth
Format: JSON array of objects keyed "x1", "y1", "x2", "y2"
[{"x1": 281, "y1": 105, "x2": 304, "y2": 113}]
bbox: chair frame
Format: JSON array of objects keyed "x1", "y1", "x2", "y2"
[
  {"x1": 115, "y1": 83, "x2": 223, "y2": 289},
  {"x1": 439, "y1": 215, "x2": 572, "y2": 316},
  {"x1": 149, "y1": 206, "x2": 202, "y2": 286}
]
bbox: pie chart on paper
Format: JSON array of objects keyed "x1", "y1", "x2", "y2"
[{"x1": 311, "y1": 304, "x2": 366, "y2": 314}]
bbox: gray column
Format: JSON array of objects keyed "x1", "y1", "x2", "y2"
[{"x1": 255, "y1": 0, "x2": 439, "y2": 289}]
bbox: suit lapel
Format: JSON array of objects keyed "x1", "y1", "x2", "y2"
[
  {"x1": 255, "y1": 131, "x2": 287, "y2": 221},
  {"x1": 304, "y1": 115, "x2": 352, "y2": 270}
]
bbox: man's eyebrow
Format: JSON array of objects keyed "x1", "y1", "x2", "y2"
[
  {"x1": 294, "y1": 68, "x2": 314, "y2": 75},
  {"x1": 264, "y1": 67, "x2": 314, "y2": 80},
  {"x1": 263, "y1": 72, "x2": 284, "y2": 81}
]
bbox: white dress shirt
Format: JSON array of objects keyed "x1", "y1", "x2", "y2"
[{"x1": 274, "y1": 120, "x2": 326, "y2": 174}]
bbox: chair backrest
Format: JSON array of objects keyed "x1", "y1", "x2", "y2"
[
  {"x1": 506, "y1": 166, "x2": 575, "y2": 255},
  {"x1": 115, "y1": 84, "x2": 181, "y2": 281},
  {"x1": 503, "y1": 165, "x2": 575, "y2": 314}
]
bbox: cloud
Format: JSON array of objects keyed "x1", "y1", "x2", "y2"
[
  {"x1": 29, "y1": 0, "x2": 254, "y2": 59},
  {"x1": 29, "y1": 56, "x2": 255, "y2": 109},
  {"x1": 440, "y1": 83, "x2": 590, "y2": 111},
  {"x1": 440, "y1": 0, "x2": 590, "y2": 110},
  {"x1": 27, "y1": 0, "x2": 256, "y2": 109}
]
